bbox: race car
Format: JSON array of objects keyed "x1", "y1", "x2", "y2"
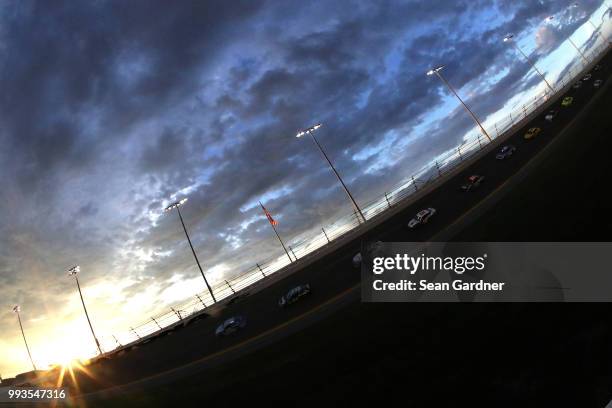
[
  {"x1": 496, "y1": 145, "x2": 516, "y2": 160},
  {"x1": 544, "y1": 110, "x2": 557, "y2": 122},
  {"x1": 594, "y1": 64, "x2": 601, "y2": 71},
  {"x1": 594, "y1": 79, "x2": 603, "y2": 88},
  {"x1": 352, "y1": 241, "x2": 384, "y2": 269},
  {"x1": 572, "y1": 81, "x2": 582, "y2": 89},
  {"x1": 215, "y1": 316, "x2": 247, "y2": 336},
  {"x1": 460, "y1": 175, "x2": 485, "y2": 192},
  {"x1": 523, "y1": 127, "x2": 541, "y2": 140},
  {"x1": 278, "y1": 284, "x2": 311, "y2": 307},
  {"x1": 352, "y1": 252, "x2": 362, "y2": 268},
  {"x1": 407, "y1": 208, "x2": 436, "y2": 229},
  {"x1": 561, "y1": 96, "x2": 573, "y2": 107},
  {"x1": 583, "y1": 73, "x2": 592, "y2": 81}
]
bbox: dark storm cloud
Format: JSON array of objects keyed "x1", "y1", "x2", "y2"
[{"x1": 0, "y1": 0, "x2": 265, "y2": 188}]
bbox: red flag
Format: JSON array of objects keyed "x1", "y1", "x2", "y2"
[{"x1": 259, "y1": 202, "x2": 278, "y2": 226}]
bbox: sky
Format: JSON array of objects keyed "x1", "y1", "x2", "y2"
[{"x1": 0, "y1": 0, "x2": 610, "y2": 378}]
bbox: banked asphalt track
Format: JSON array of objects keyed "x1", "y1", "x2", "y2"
[{"x1": 47, "y1": 46, "x2": 612, "y2": 403}]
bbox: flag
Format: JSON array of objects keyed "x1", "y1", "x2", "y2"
[{"x1": 259, "y1": 202, "x2": 278, "y2": 226}]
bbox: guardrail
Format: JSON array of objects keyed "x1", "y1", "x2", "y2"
[{"x1": 100, "y1": 40, "x2": 610, "y2": 353}]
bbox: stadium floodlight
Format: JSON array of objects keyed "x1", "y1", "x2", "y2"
[
  {"x1": 164, "y1": 198, "x2": 188, "y2": 212},
  {"x1": 164, "y1": 197, "x2": 216, "y2": 302},
  {"x1": 545, "y1": 15, "x2": 589, "y2": 64},
  {"x1": 295, "y1": 123, "x2": 366, "y2": 224},
  {"x1": 503, "y1": 34, "x2": 554, "y2": 93},
  {"x1": 426, "y1": 65, "x2": 492, "y2": 142},
  {"x1": 426, "y1": 65, "x2": 445, "y2": 76},
  {"x1": 13, "y1": 305, "x2": 37, "y2": 371},
  {"x1": 67, "y1": 266, "x2": 103, "y2": 356},
  {"x1": 295, "y1": 123, "x2": 322, "y2": 138}
]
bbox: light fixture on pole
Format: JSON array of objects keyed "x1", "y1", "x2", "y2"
[
  {"x1": 296, "y1": 123, "x2": 366, "y2": 224},
  {"x1": 503, "y1": 34, "x2": 555, "y2": 93},
  {"x1": 164, "y1": 198, "x2": 216, "y2": 303},
  {"x1": 13, "y1": 305, "x2": 37, "y2": 372},
  {"x1": 426, "y1": 65, "x2": 492, "y2": 142},
  {"x1": 67, "y1": 266, "x2": 103, "y2": 356},
  {"x1": 546, "y1": 16, "x2": 589, "y2": 64}
]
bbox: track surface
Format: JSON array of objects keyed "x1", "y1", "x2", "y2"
[{"x1": 47, "y1": 48, "x2": 612, "y2": 404}]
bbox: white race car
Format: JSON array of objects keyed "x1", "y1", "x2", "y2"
[
  {"x1": 407, "y1": 208, "x2": 436, "y2": 229},
  {"x1": 352, "y1": 241, "x2": 384, "y2": 268},
  {"x1": 544, "y1": 110, "x2": 557, "y2": 122}
]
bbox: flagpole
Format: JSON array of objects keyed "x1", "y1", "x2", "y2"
[{"x1": 259, "y1": 201, "x2": 293, "y2": 264}]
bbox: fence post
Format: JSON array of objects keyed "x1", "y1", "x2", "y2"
[
  {"x1": 196, "y1": 294, "x2": 206, "y2": 307},
  {"x1": 151, "y1": 317, "x2": 162, "y2": 330},
  {"x1": 171, "y1": 307, "x2": 182, "y2": 321},
  {"x1": 226, "y1": 280, "x2": 235, "y2": 294},
  {"x1": 494, "y1": 123, "x2": 499, "y2": 137},
  {"x1": 289, "y1": 245, "x2": 298, "y2": 260},
  {"x1": 322, "y1": 228, "x2": 330, "y2": 243},
  {"x1": 457, "y1": 147, "x2": 463, "y2": 161},
  {"x1": 130, "y1": 327, "x2": 140, "y2": 340},
  {"x1": 522, "y1": 104, "x2": 526, "y2": 117},
  {"x1": 384, "y1": 192, "x2": 392, "y2": 208},
  {"x1": 256, "y1": 263, "x2": 266, "y2": 277},
  {"x1": 478, "y1": 134, "x2": 483, "y2": 150},
  {"x1": 509, "y1": 112, "x2": 513, "y2": 125},
  {"x1": 412, "y1": 176, "x2": 418, "y2": 191},
  {"x1": 435, "y1": 161, "x2": 441, "y2": 177},
  {"x1": 113, "y1": 335, "x2": 122, "y2": 347}
]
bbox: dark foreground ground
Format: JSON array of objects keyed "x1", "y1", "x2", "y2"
[{"x1": 82, "y1": 62, "x2": 612, "y2": 408}]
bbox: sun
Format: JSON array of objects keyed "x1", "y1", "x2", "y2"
[{"x1": 35, "y1": 339, "x2": 94, "y2": 372}]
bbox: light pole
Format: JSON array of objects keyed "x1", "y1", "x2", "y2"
[
  {"x1": 296, "y1": 123, "x2": 366, "y2": 224},
  {"x1": 503, "y1": 34, "x2": 555, "y2": 93},
  {"x1": 426, "y1": 66, "x2": 492, "y2": 142},
  {"x1": 67, "y1": 266, "x2": 103, "y2": 356},
  {"x1": 165, "y1": 198, "x2": 216, "y2": 303},
  {"x1": 546, "y1": 16, "x2": 589, "y2": 64},
  {"x1": 571, "y1": 2, "x2": 610, "y2": 44},
  {"x1": 12, "y1": 306, "x2": 37, "y2": 371},
  {"x1": 567, "y1": 37, "x2": 590, "y2": 63}
]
